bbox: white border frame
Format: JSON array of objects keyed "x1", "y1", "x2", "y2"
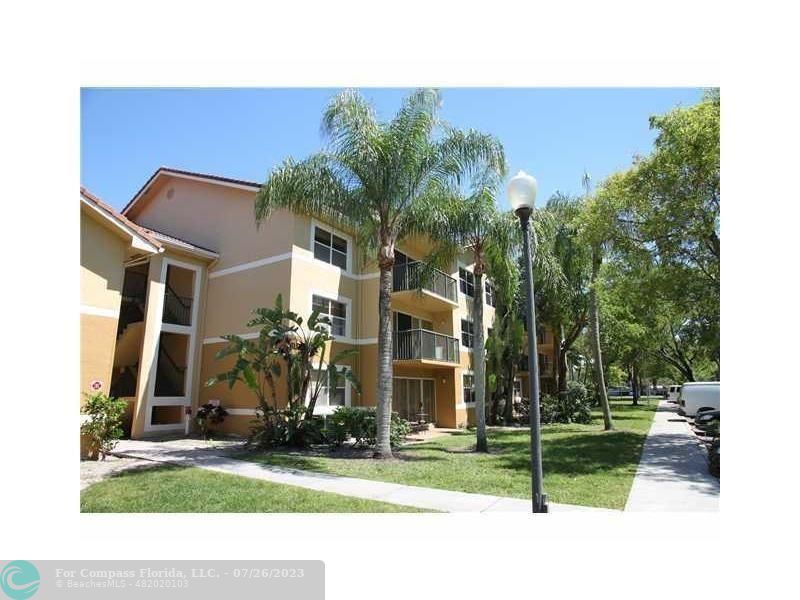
[{"x1": 143, "y1": 257, "x2": 203, "y2": 433}]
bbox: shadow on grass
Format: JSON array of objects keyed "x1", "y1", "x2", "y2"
[
  {"x1": 249, "y1": 425, "x2": 648, "y2": 480},
  {"x1": 105, "y1": 463, "x2": 181, "y2": 480},
  {"x1": 492, "y1": 430, "x2": 647, "y2": 476}
]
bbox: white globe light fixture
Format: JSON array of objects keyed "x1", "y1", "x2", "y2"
[{"x1": 507, "y1": 170, "x2": 538, "y2": 214}]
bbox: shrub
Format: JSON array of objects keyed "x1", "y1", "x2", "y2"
[
  {"x1": 196, "y1": 402, "x2": 229, "y2": 440},
  {"x1": 80, "y1": 392, "x2": 127, "y2": 460},
  {"x1": 326, "y1": 407, "x2": 411, "y2": 449},
  {"x1": 540, "y1": 383, "x2": 593, "y2": 425},
  {"x1": 515, "y1": 383, "x2": 593, "y2": 425},
  {"x1": 515, "y1": 397, "x2": 530, "y2": 422},
  {"x1": 247, "y1": 405, "x2": 326, "y2": 449}
]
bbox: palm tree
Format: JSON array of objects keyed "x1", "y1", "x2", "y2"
[
  {"x1": 438, "y1": 179, "x2": 512, "y2": 451},
  {"x1": 433, "y1": 174, "x2": 561, "y2": 451},
  {"x1": 254, "y1": 89, "x2": 505, "y2": 457}
]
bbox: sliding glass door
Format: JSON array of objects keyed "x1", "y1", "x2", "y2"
[{"x1": 393, "y1": 378, "x2": 436, "y2": 423}]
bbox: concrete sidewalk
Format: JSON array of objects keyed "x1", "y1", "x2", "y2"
[
  {"x1": 111, "y1": 439, "x2": 612, "y2": 513},
  {"x1": 625, "y1": 399, "x2": 719, "y2": 511}
]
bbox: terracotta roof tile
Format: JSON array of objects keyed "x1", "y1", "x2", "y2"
[
  {"x1": 140, "y1": 226, "x2": 219, "y2": 256},
  {"x1": 80, "y1": 187, "x2": 162, "y2": 250}
]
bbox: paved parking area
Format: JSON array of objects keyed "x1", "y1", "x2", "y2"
[{"x1": 625, "y1": 399, "x2": 719, "y2": 511}]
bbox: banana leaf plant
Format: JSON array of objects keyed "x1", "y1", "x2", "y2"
[{"x1": 206, "y1": 293, "x2": 360, "y2": 422}]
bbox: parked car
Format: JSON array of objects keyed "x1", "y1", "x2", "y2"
[
  {"x1": 607, "y1": 386, "x2": 632, "y2": 397},
  {"x1": 678, "y1": 382, "x2": 720, "y2": 417},
  {"x1": 650, "y1": 385, "x2": 668, "y2": 398},
  {"x1": 667, "y1": 384, "x2": 682, "y2": 402},
  {"x1": 694, "y1": 409, "x2": 720, "y2": 431}
]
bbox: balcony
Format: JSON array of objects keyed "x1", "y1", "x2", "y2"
[
  {"x1": 393, "y1": 329, "x2": 459, "y2": 367},
  {"x1": 517, "y1": 355, "x2": 554, "y2": 377},
  {"x1": 392, "y1": 261, "x2": 458, "y2": 311}
]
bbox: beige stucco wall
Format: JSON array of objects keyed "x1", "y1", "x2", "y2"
[
  {"x1": 122, "y1": 175, "x2": 506, "y2": 432},
  {"x1": 80, "y1": 210, "x2": 127, "y2": 399},
  {"x1": 80, "y1": 212, "x2": 126, "y2": 312},
  {"x1": 128, "y1": 176, "x2": 296, "y2": 270},
  {"x1": 80, "y1": 314, "x2": 119, "y2": 399}
]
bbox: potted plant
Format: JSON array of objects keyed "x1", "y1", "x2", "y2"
[{"x1": 196, "y1": 402, "x2": 229, "y2": 440}]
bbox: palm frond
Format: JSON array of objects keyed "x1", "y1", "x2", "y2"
[
  {"x1": 431, "y1": 127, "x2": 507, "y2": 186},
  {"x1": 255, "y1": 153, "x2": 369, "y2": 232}
]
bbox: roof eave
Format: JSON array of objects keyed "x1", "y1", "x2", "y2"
[
  {"x1": 80, "y1": 193, "x2": 162, "y2": 254},
  {"x1": 122, "y1": 167, "x2": 261, "y2": 216}
]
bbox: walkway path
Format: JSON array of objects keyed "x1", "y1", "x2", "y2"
[
  {"x1": 625, "y1": 399, "x2": 719, "y2": 511},
  {"x1": 111, "y1": 439, "x2": 612, "y2": 513}
]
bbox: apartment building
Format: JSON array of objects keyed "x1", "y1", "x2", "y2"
[{"x1": 80, "y1": 167, "x2": 558, "y2": 440}]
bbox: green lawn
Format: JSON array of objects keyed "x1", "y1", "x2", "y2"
[
  {"x1": 244, "y1": 400, "x2": 658, "y2": 510},
  {"x1": 80, "y1": 465, "x2": 426, "y2": 513}
]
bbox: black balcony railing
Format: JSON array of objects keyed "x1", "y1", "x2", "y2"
[
  {"x1": 393, "y1": 261, "x2": 457, "y2": 303},
  {"x1": 122, "y1": 270, "x2": 148, "y2": 301},
  {"x1": 393, "y1": 329, "x2": 459, "y2": 363},
  {"x1": 162, "y1": 284, "x2": 192, "y2": 326}
]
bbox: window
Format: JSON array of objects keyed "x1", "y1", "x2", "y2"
[
  {"x1": 459, "y1": 267, "x2": 475, "y2": 298},
  {"x1": 313, "y1": 225, "x2": 348, "y2": 270},
  {"x1": 539, "y1": 353, "x2": 552, "y2": 373},
  {"x1": 485, "y1": 281, "x2": 496, "y2": 307},
  {"x1": 312, "y1": 295, "x2": 347, "y2": 336},
  {"x1": 461, "y1": 319, "x2": 474, "y2": 348},
  {"x1": 513, "y1": 379, "x2": 522, "y2": 398},
  {"x1": 463, "y1": 374, "x2": 475, "y2": 404},
  {"x1": 312, "y1": 369, "x2": 346, "y2": 408}
]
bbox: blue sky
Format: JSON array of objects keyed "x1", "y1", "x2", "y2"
[{"x1": 81, "y1": 88, "x2": 704, "y2": 211}]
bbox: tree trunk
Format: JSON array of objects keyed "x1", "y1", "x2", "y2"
[
  {"x1": 374, "y1": 263, "x2": 394, "y2": 458},
  {"x1": 557, "y1": 343, "x2": 568, "y2": 393},
  {"x1": 589, "y1": 247, "x2": 614, "y2": 431},
  {"x1": 489, "y1": 387, "x2": 500, "y2": 426},
  {"x1": 631, "y1": 363, "x2": 640, "y2": 406},
  {"x1": 503, "y1": 363, "x2": 515, "y2": 425},
  {"x1": 473, "y1": 269, "x2": 488, "y2": 452}
]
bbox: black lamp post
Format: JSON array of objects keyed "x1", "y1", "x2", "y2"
[{"x1": 508, "y1": 170, "x2": 548, "y2": 513}]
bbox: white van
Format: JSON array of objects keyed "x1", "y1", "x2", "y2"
[
  {"x1": 667, "y1": 385, "x2": 682, "y2": 402},
  {"x1": 678, "y1": 382, "x2": 720, "y2": 417}
]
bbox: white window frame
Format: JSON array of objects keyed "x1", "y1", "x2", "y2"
[
  {"x1": 485, "y1": 279, "x2": 497, "y2": 307},
  {"x1": 462, "y1": 371, "x2": 476, "y2": 406},
  {"x1": 310, "y1": 219, "x2": 353, "y2": 273},
  {"x1": 310, "y1": 290, "x2": 352, "y2": 340},
  {"x1": 307, "y1": 364, "x2": 352, "y2": 415},
  {"x1": 458, "y1": 265, "x2": 476, "y2": 299},
  {"x1": 460, "y1": 317, "x2": 475, "y2": 351}
]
